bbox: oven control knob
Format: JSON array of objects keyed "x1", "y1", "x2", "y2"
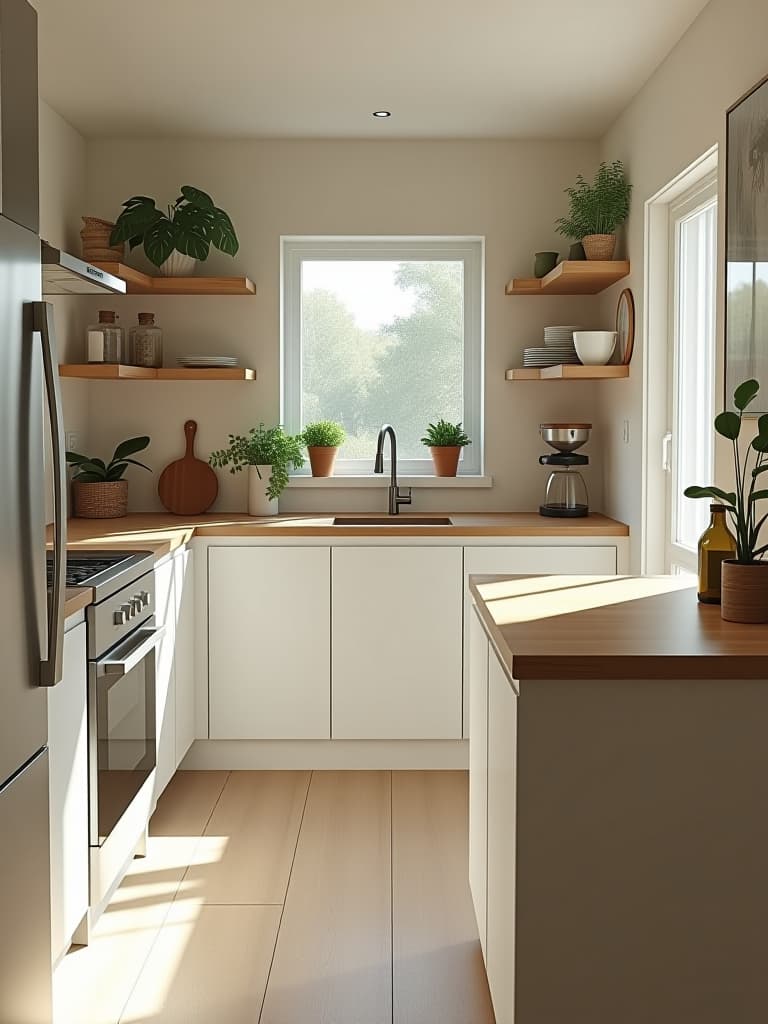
[
  {"x1": 113, "y1": 608, "x2": 128, "y2": 626},
  {"x1": 131, "y1": 596, "x2": 143, "y2": 614},
  {"x1": 140, "y1": 591, "x2": 151, "y2": 609}
]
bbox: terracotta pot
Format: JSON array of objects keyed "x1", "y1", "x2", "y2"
[
  {"x1": 429, "y1": 446, "x2": 461, "y2": 477},
  {"x1": 582, "y1": 234, "x2": 617, "y2": 260},
  {"x1": 721, "y1": 560, "x2": 768, "y2": 623},
  {"x1": 307, "y1": 446, "x2": 338, "y2": 477},
  {"x1": 72, "y1": 480, "x2": 128, "y2": 519}
]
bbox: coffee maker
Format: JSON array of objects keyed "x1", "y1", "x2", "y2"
[{"x1": 538, "y1": 423, "x2": 591, "y2": 517}]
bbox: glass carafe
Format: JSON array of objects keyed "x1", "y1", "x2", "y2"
[{"x1": 540, "y1": 466, "x2": 589, "y2": 517}]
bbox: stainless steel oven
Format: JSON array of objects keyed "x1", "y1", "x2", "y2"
[{"x1": 89, "y1": 620, "x2": 162, "y2": 846}]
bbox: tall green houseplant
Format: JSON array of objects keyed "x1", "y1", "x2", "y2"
[
  {"x1": 555, "y1": 160, "x2": 631, "y2": 260},
  {"x1": 684, "y1": 379, "x2": 768, "y2": 564}
]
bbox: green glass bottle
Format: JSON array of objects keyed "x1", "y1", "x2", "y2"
[{"x1": 697, "y1": 503, "x2": 737, "y2": 604}]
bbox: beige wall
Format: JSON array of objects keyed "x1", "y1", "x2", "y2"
[
  {"x1": 78, "y1": 138, "x2": 609, "y2": 514},
  {"x1": 596, "y1": 0, "x2": 768, "y2": 570}
]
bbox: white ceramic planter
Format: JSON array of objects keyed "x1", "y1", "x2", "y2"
[
  {"x1": 160, "y1": 251, "x2": 197, "y2": 277},
  {"x1": 248, "y1": 465, "x2": 278, "y2": 516}
]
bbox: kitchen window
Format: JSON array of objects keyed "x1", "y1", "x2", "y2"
[
  {"x1": 281, "y1": 237, "x2": 484, "y2": 476},
  {"x1": 666, "y1": 175, "x2": 718, "y2": 572}
]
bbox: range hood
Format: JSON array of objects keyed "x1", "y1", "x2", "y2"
[{"x1": 41, "y1": 242, "x2": 126, "y2": 295}]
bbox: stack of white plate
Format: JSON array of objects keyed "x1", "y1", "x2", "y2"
[
  {"x1": 523, "y1": 346, "x2": 581, "y2": 367},
  {"x1": 544, "y1": 325, "x2": 582, "y2": 348},
  {"x1": 177, "y1": 355, "x2": 239, "y2": 368}
]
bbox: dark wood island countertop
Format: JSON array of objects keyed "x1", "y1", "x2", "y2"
[{"x1": 469, "y1": 573, "x2": 768, "y2": 680}]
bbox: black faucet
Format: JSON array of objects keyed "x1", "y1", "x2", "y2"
[{"x1": 374, "y1": 424, "x2": 412, "y2": 515}]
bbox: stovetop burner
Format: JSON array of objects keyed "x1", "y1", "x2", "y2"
[{"x1": 47, "y1": 552, "x2": 135, "y2": 588}]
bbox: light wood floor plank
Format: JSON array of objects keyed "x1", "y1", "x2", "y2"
[
  {"x1": 182, "y1": 770, "x2": 310, "y2": 904},
  {"x1": 392, "y1": 771, "x2": 495, "y2": 1024},
  {"x1": 119, "y1": 904, "x2": 281, "y2": 1024},
  {"x1": 149, "y1": 771, "x2": 230, "y2": 837},
  {"x1": 260, "y1": 770, "x2": 392, "y2": 1024}
]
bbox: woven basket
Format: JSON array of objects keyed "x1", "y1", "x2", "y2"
[
  {"x1": 72, "y1": 480, "x2": 128, "y2": 519},
  {"x1": 582, "y1": 234, "x2": 617, "y2": 261},
  {"x1": 81, "y1": 216, "x2": 124, "y2": 263}
]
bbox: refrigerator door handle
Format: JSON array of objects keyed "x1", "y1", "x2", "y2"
[{"x1": 33, "y1": 301, "x2": 67, "y2": 687}]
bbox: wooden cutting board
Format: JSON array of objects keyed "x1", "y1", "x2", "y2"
[{"x1": 158, "y1": 420, "x2": 218, "y2": 515}]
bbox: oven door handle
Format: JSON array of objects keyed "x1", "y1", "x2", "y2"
[{"x1": 99, "y1": 625, "x2": 166, "y2": 677}]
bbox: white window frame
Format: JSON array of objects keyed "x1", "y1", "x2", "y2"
[
  {"x1": 666, "y1": 174, "x2": 718, "y2": 573},
  {"x1": 281, "y1": 236, "x2": 484, "y2": 476}
]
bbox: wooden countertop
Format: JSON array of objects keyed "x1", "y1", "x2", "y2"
[
  {"x1": 470, "y1": 574, "x2": 768, "y2": 680},
  {"x1": 58, "y1": 510, "x2": 628, "y2": 547},
  {"x1": 64, "y1": 586, "x2": 92, "y2": 619}
]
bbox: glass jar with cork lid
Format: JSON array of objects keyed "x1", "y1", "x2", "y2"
[
  {"x1": 129, "y1": 312, "x2": 163, "y2": 368},
  {"x1": 86, "y1": 310, "x2": 124, "y2": 364}
]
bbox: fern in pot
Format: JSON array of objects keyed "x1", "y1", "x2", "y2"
[
  {"x1": 420, "y1": 419, "x2": 471, "y2": 477},
  {"x1": 66, "y1": 436, "x2": 151, "y2": 519},
  {"x1": 555, "y1": 160, "x2": 631, "y2": 261},
  {"x1": 209, "y1": 424, "x2": 304, "y2": 516},
  {"x1": 685, "y1": 379, "x2": 768, "y2": 622}
]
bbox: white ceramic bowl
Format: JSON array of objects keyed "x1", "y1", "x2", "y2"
[{"x1": 573, "y1": 331, "x2": 617, "y2": 365}]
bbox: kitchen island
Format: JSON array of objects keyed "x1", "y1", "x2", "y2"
[{"x1": 468, "y1": 573, "x2": 768, "y2": 1024}]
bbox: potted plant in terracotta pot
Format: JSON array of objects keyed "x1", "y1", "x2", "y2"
[
  {"x1": 109, "y1": 185, "x2": 239, "y2": 276},
  {"x1": 555, "y1": 160, "x2": 631, "y2": 261},
  {"x1": 420, "y1": 419, "x2": 471, "y2": 477},
  {"x1": 302, "y1": 420, "x2": 346, "y2": 477},
  {"x1": 209, "y1": 424, "x2": 304, "y2": 516},
  {"x1": 66, "y1": 436, "x2": 151, "y2": 518},
  {"x1": 685, "y1": 378, "x2": 768, "y2": 623}
]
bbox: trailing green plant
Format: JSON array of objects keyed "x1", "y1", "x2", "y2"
[
  {"x1": 109, "y1": 185, "x2": 239, "y2": 268},
  {"x1": 302, "y1": 420, "x2": 346, "y2": 448},
  {"x1": 209, "y1": 424, "x2": 304, "y2": 500},
  {"x1": 420, "y1": 419, "x2": 471, "y2": 447},
  {"x1": 684, "y1": 379, "x2": 768, "y2": 564},
  {"x1": 555, "y1": 160, "x2": 632, "y2": 240},
  {"x1": 66, "y1": 436, "x2": 151, "y2": 482}
]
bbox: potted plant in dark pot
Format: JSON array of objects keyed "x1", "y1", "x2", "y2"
[
  {"x1": 109, "y1": 185, "x2": 239, "y2": 276},
  {"x1": 302, "y1": 420, "x2": 346, "y2": 477},
  {"x1": 420, "y1": 419, "x2": 471, "y2": 477},
  {"x1": 66, "y1": 436, "x2": 151, "y2": 518},
  {"x1": 685, "y1": 379, "x2": 768, "y2": 622},
  {"x1": 209, "y1": 424, "x2": 304, "y2": 516},
  {"x1": 555, "y1": 160, "x2": 631, "y2": 261}
]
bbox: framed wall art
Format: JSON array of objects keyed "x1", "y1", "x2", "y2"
[{"x1": 726, "y1": 72, "x2": 768, "y2": 411}]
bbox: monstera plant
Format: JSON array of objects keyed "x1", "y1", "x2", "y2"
[{"x1": 109, "y1": 185, "x2": 238, "y2": 271}]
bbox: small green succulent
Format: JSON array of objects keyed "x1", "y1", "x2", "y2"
[{"x1": 420, "y1": 420, "x2": 471, "y2": 447}]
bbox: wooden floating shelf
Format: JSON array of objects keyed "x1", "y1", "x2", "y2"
[
  {"x1": 92, "y1": 262, "x2": 256, "y2": 295},
  {"x1": 505, "y1": 365, "x2": 629, "y2": 381},
  {"x1": 59, "y1": 364, "x2": 256, "y2": 381},
  {"x1": 505, "y1": 260, "x2": 630, "y2": 296}
]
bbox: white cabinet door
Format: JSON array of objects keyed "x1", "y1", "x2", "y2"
[
  {"x1": 154, "y1": 556, "x2": 176, "y2": 801},
  {"x1": 486, "y1": 649, "x2": 518, "y2": 1024},
  {"x1": 48, "y1": 620, "x2": 88, "y2": 963},
  {"x1": 468, "y1": 604, "x2": 489, "y2": 959},
  {"x1": 332, "y1": 546, "x2": 463, "y2": 739},
  {"x1": 174, "y1": 547, "x2": 195, "y2": 765},
  {"x1": 209, "y1": 547, "x2": 331, "y2": 739},
  {"x1": 462, "y1": 544, "x2": 617, "y2": 736}
]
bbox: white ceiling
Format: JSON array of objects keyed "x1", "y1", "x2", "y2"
[{"x1": 34, "y1": 0, "x2": 709, "y2": 139}]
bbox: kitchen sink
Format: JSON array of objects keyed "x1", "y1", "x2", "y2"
[{"x1": 332, "y1": 516, "x2": 454, "y2": 526}]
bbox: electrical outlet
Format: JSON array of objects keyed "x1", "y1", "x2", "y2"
[
  {"x1": 622, "y1": 419, "x2": 630, "y2": 445},
  {"x1": 65, "y1": 430, "x2": 79, "y2": 451}
]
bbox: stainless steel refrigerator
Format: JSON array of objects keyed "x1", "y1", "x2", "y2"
[{"x1": 0, "y1": 1, "x2": 66, "y2": 1021}]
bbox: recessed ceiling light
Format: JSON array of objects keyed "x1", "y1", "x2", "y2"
[{"x1": 372, "y1": 110, "x2": 391, "y2": 118}]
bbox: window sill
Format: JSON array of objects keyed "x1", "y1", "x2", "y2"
[{"x1": 287, "y1": 475, "x2": 493, "y2": 489}]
